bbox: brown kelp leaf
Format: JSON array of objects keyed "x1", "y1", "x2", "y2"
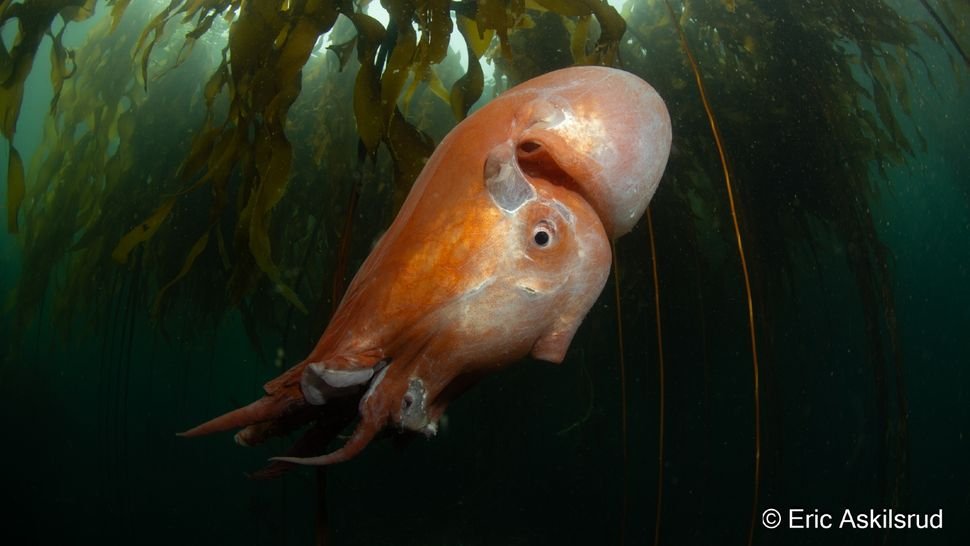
[
  {"x1": 533, "y1": 0, "x2": 593, "y2": 17},
  {"x1": 116, "y1": 109, "x2": 136, "y2": 142},
  {"x1": 0, "y1": 0, "x2": 68, "y2": 139},
  {"x1": 6, "y1": 144, "x2": 24, "y2": 233},
  {"x1": 111, "y1": 196, "x2": 177, "y2": 264},
  {"x1": 401, "y1": 63, "x2": 450, "y2": 113},
  {"x1": 421, "y1": 0, "x2": 453, "y2": 65},
  {"x1": 158, "y1": 8, "x2": 225, "y2": 80},
  {"x1": 583, "y1": 0, "x2": 625, "y2": 64},
  {"x1": 537, "y1": 0, "x2": 624, "y2": 65},
  {"x1": 424, "y1": 68, "x2": 451, "y2": 103},
  {"x1": 173, "y1": 127, "x2": 241, "y2": 201},
  {"x1": 181, "y1": 0, "x2": 217, "y2": 21},
  {"x1": 450, "y1": 44, "x2": 484, "y2": 121},
  {"x1": 109, "y1": 0, "x2": 132, "y2": 32},
  {"x1": 305, "y1": 0, "x2": 339, "y2": 36},
  {"x1": 380, "y1": 19, "x2": 417, "y2": 125},
  {"x1": 387, "y1": 109, "x2": 435, "y2": 213},
  {"x1": 179, "y1": 126, "x2": 222, "y2": 180},
  {"x1": 0, "y1": 64, "x2": 26, "y2": 139},
  {"x1": 246, "y1": 131, "x2": 306, "y2": 313},
  {"x1": 203, "y1": 56, "x2": 228, "y2": 109},
  {"x1": 153, "y1": 230, "x2": 210, "y2": 317},
  {"x1": 346, "y1": 11, "x2": 387, "y2": 154},
  {"x1": 134, "y1": 0, "x2": 181, "y2": 90},
  {"x1": 569, "y1": 15, "x2": 591, "y2": 64},
  {"x1": 0, "y1": 29, "x2": 13, "y2": 83},
  {"x1": 273, "y1": 13, "x2": 337, "y2": 100},
  {"x1": 48, "y1": 27, "x2": 77, "y2": 115},
  {"x1": 474, "y1": 0, "x2": 516, "y2": 57},
  {"x1": 60, "y1": 0, "x2": 97, "y2": 23},
  {"x1": 456, "y1": 15, "x2": 494, "y2": 59},
  {"x1": 187, "y1": 11, "x2": 220, "y2": 41},
  {"x1": 354, "y1": 62, "x2": 384, "y2": 155},
  {"x1": 349, "y1": 12, "x2": 387, "y2": 62}
]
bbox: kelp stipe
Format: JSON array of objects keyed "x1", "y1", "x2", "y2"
[{"x1": 662, "y1": 1, "x2": 761, "y2": 543}]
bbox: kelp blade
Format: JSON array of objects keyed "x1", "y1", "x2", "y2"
[
  {"x1": 6, "y1": 144, "x2": 24, "y2": 233},
  {"x1": 111, "y1": 197, "x2": 177, "y2": 264}
]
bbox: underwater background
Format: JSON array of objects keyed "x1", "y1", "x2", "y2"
[{"x1": 0, "y1": 0, "x2": 967, "y2": 545}]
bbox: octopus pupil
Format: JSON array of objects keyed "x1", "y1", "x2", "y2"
[{"x1": 534, "y1": 230, "x2": 550, "y2": 246}]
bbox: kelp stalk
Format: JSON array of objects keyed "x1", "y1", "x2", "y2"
[
  {"x1": 662, "y1": 1, "x2": 761, "y2": 544},
  {"x1": 647, "y1": 206, "x2": 665, "y2": 546},
  {"x1": 611, "y1": 243, "x2": 629, "y2": 545},
  {"x1": 917, "y1": 0, "x2": 969, "y2": 67}
]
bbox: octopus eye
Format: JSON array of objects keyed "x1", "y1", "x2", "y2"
[{"x1": 532, "y1": 221, "x2": 554, "y2": 247}]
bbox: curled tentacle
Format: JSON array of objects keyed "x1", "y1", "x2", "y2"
[
  {"x1": 248, "y1": 396, "x2": 361, "y2": 479},
  {"x1": 270, "y1": 411, "x2": 387, "y2": 466}
]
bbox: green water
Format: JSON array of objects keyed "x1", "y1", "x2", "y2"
[{"x1": 1, "y1": 1, "x2": 968, "y2": 545}]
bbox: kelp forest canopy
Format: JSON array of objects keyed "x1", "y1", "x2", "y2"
[{"x1": 1, "y1": 0, "x2": 966, "y2": 358}]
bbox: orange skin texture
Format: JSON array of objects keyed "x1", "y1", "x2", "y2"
[{"x1": 182, "y1": 66, "x2": 672, "y2": 467}]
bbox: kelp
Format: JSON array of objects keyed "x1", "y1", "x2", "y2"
[
  {"x1": 120, "y1": 0, "x2": 342, "y2": 315},
  {"x1": 0, "y1": 0, "x2": 91, "y2": 232},
  {"x1": 918, "y1": 0, "x2": 969, "y2": 69},
  {"x1": 5, "y1": 142, "x2": 22, "y2": 232},
  {"x1": 616, "y1": 0, "x2": 946, "y2": 535},
  {"x1": 5, "y1": 0, "x2": 638, "y2": 336},
  {"x1": 122, "y1": 0, "x2": 636, "y2": 321},
  {"x1": 2, "y1": 0, "x2": 957, "y2": 369},
  {"x1": 9, "y1": 4, "x2": 203, "y2": 338},
  {"x1": 48, "y1": 23, "x2": 77, "y2": 115},
  {"x1": 660, "y1": 2, "x2": 762, "y2": 542},
  {"x1": 112, "y1": 197, "x2": 178, "y2": 264}
]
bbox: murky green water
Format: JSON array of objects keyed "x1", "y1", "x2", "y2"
[{"x1": 1, "y1": 1, "x2": 968, "y2": 545}]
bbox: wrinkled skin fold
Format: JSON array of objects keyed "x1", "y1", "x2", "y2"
[{"x1": 181, "y1": 66, "x2": 672, "y2": 469}]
